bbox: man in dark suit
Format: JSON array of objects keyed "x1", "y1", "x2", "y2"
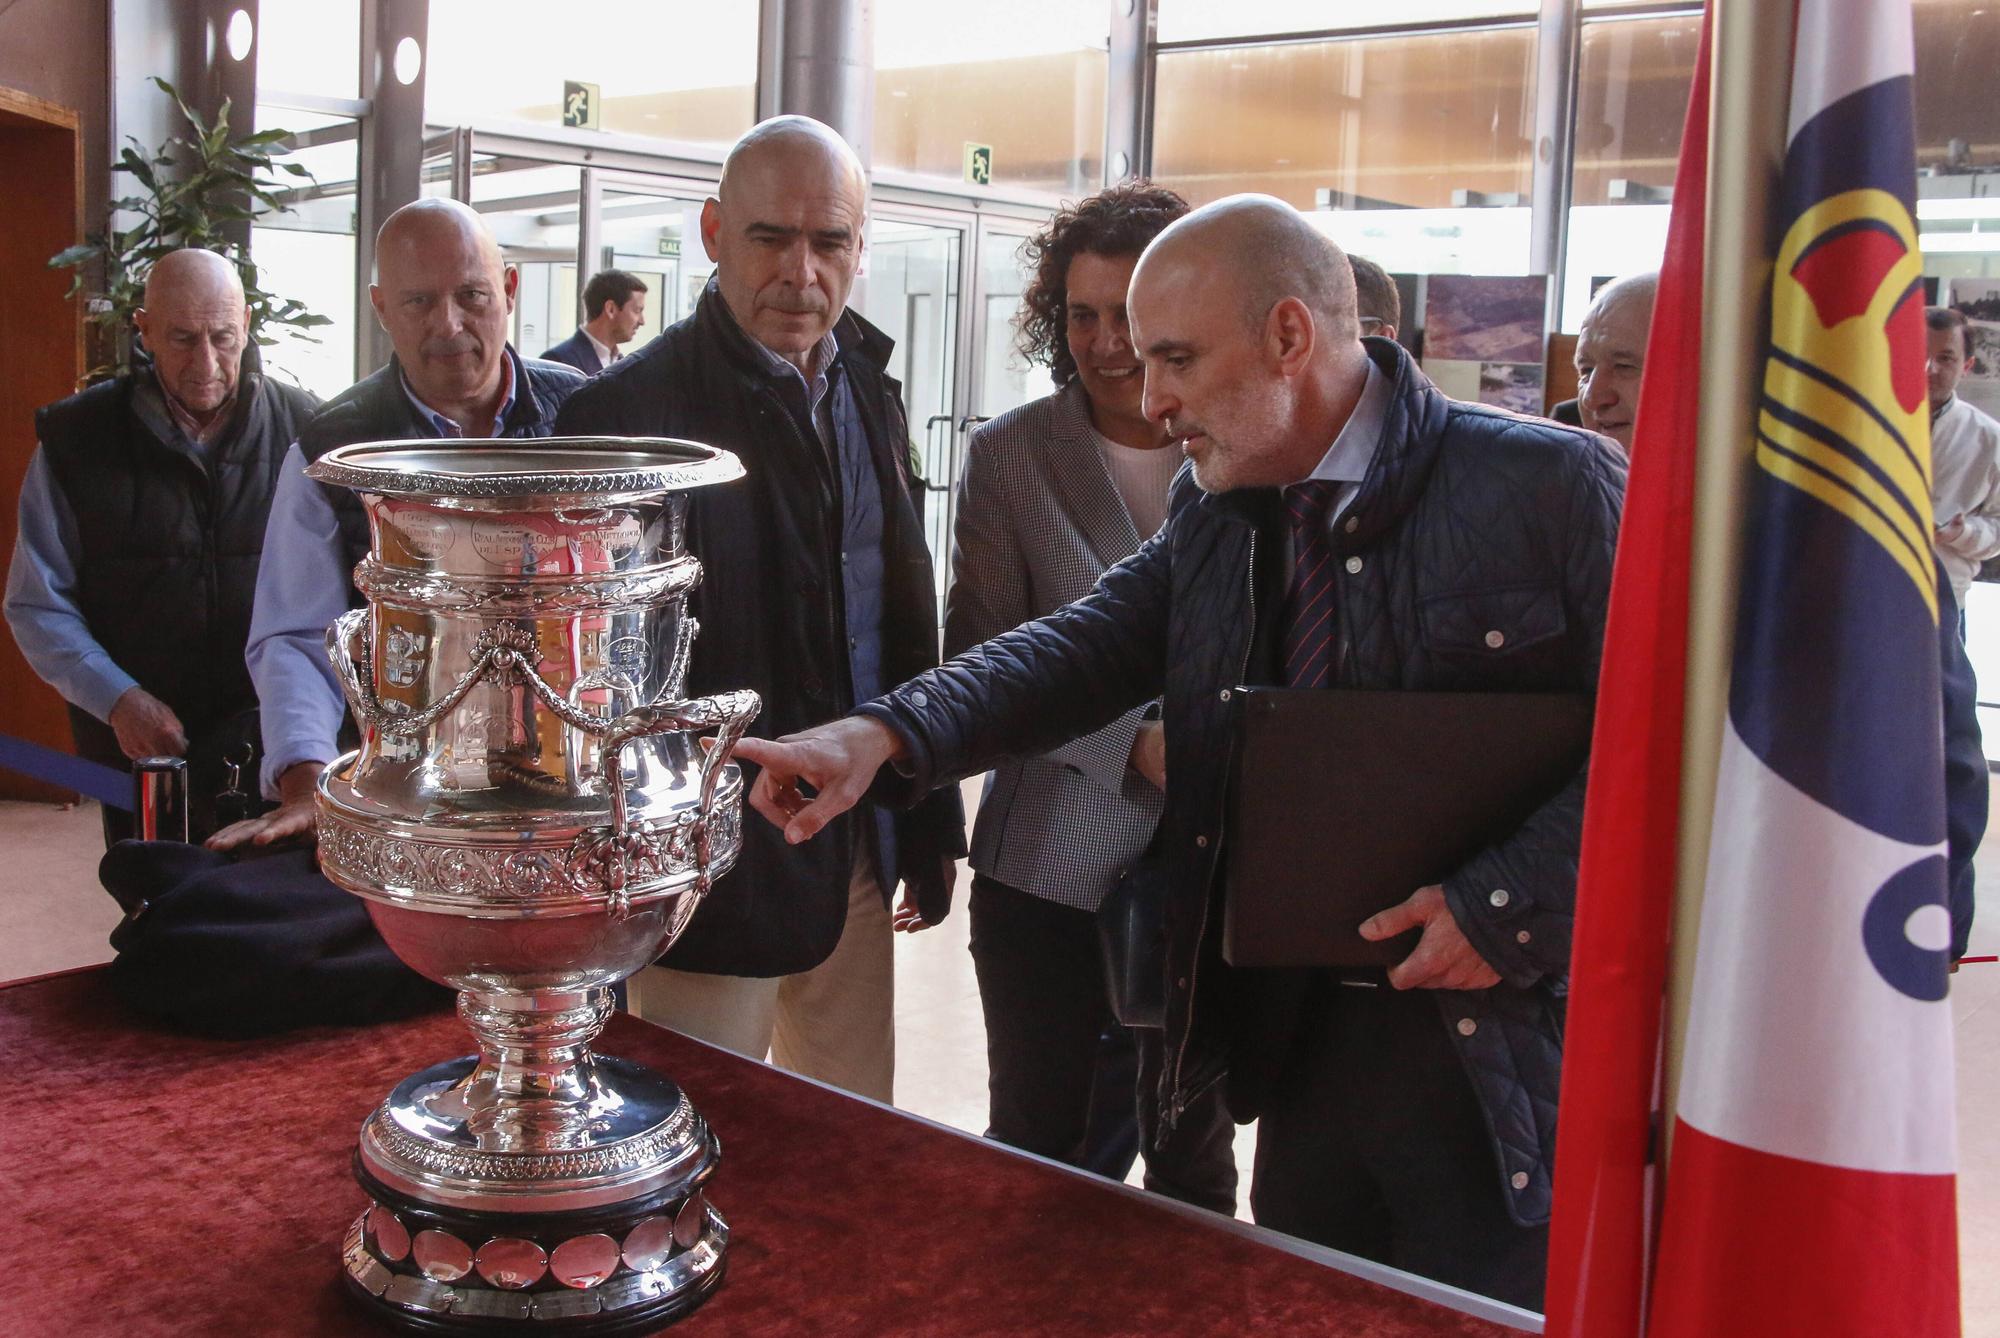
[
  {"x1": 553, "y1": 117, "x2": 963, "y2": 1104},
  {"x1": 542, "y1": 269, "x2": 648, "y2": 375}
]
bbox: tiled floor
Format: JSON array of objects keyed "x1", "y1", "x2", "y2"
[{"x1": 5, "y1": 784, "x2": 1996, "y2": 1331}]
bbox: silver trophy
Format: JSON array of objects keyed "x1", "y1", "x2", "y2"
[{"x1": 305, "y1": 439, "x2": 760, "y2": 1333}]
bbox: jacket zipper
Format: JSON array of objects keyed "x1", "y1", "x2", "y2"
[{"x1": 1169, "y1": 527, "x2": 1257, "y2": 1128}]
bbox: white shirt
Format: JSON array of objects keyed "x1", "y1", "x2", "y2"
[
  {"x1": 584, "y1": 327, "x2": 616, "y2": 369},
  {"x1": 1930, "y1": 394, "x2": 2000, "y2": 600},
  {"x1": 1091, "y1": 429, "x2": 1181, "y2": 539}
]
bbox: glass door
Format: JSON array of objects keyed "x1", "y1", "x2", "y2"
[{"x1": 855, "y1": 212, "x2": 968, "y2": 621}]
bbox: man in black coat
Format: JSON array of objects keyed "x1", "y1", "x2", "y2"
[
  {"x1": 6, "y1": 248, "x2": 317, "y2": 844},
  {"x1": 733, "y1": 196, "x2": 1628, "y2": 1309},
  {"x1": 553, "y1": 117, "x2": 963, "y2": 1104}
]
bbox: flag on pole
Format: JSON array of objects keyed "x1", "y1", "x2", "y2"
[
  {"x1": 1648, "y1": 1, "x2": 1959, "y2": 1333},
  {"x1": 1542, "y1": 9, "x2": 1713, "y2": 1336}
]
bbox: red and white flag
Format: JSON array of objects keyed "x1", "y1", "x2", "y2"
[
  {"x1": 1648, "y1": 1, "x2": 1959, "y2": 1333},
  {"x1": 1542, "y1": 8, "x2": 1712, "y2": 1335}
]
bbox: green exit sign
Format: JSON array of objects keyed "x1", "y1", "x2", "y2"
[{"x1": 657, "y1": 237, "x2": 681, "y2": 259}]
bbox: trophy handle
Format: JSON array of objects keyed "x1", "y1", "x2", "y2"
[
  {"x1": 325, "y1": 608, "x2": 374, "y2": 721},
  {"x1": 599, "y1": 688, "x2": 762, "y2": 890}
]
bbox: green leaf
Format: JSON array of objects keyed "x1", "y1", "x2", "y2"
[{"x1": 47, "y1": 244, "x2": 99, "y2": 268}]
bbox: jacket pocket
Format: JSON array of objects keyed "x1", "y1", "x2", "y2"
[{"x1": 1417, "y1": 584, "x2": 1568, "y2": 688}]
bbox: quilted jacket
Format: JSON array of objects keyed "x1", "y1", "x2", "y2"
[{"x1": 861, "y1": 338, "x2": 1626, "y2": 1226}]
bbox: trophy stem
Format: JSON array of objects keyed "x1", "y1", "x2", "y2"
[{"x1": 453, "y1": 987, "x2": 614, "y2": 1138}]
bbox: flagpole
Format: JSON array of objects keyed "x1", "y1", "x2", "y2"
[{"x1": 1659, "y1": 0, "x2": 1796, "y2": 1162}]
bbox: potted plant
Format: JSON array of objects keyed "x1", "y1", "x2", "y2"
[{"x1": 49, "y1": 76, "x2": 331, "y2": 383}]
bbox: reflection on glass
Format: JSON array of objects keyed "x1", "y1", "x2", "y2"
[
  {"x1": 855, "y1": 219, "x2": 962, "y2": 616},
  {"x1": 1156, "y1": 28, "x2": 1535, "y2": 276},
  {"x1": 1157, "y1": 1, "x2": 1532, "y2": 44},
  {"x1": 873, "y1": 0, "x2": 1107, "y2": 192},
  {"x1": 977, "y1": 229, "x2": 1054, "y2": 423},
  {"x1": 1572, "y1": 15, "x2": 1700, "y2": 208},
  {"x1": 425, "y1": 0, "x2": 755, "y2": 148},
  {"x1": 468, "y1": 164, "x2": 584, "y2": 359},
  {"x1": 1564, "y1": 4, "x2": 2000, "y2": 323},
  {"x1": 1154, "y1": 27, "x2": 1535, "y2": 211},
  {"x1": 251, "y1": 104, "x2": 359, "y2": 399}
]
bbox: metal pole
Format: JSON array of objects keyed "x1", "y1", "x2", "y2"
[
  {"x1": 577, "y1": 166, "x2": 602, "y2": 324},
  {"x1": 1660, "y1": 0, "x2": 1796, "y2": 1162},
  {"x1": 763, "y1": 0, "x2": 874, "y2": 169},
  {"x1": 755, "y1": 0, "x2": 787, "y2": 124},
  {"x1": 356, "y1": 0, "x2": 430, "y2": 376},
  {"x1": 1105, "y1": 0, "x2": 1157, "y2": 185},
  {"x1": 1529, "y1": 0, "x2": 1580, "y2": 324}
]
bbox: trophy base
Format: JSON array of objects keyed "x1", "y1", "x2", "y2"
[{"x1": 340, "y1": 1056, "x2": 726, "y2": 1333}]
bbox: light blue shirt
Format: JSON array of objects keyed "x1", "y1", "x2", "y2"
[
  {"x1": 1303, "y1": 357, "x2": 1390, "y2": 522},
  {"x1": 4, "y1": 449, "x2": 141, "y2": 722},
  {"x1": 246, "y1": 356, "x2": 520, "y2": 798}
]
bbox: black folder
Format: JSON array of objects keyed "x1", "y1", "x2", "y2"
[{"x1": 1222, "y1": 688, "x2": 1593, "y2": 969}]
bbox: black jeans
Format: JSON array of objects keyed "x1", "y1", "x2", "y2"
[
  {"x1": 1249, "y1": 976, "x2": 1548, "y2": 1311},
  {"x1": 968, "y1": 874, "x2": 1237, "y2": 1214}
]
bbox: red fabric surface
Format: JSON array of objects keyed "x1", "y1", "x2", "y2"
[
  {"x1": 1541, "y1": 10, "x2": 1713, "y2": 1338},
  {"x1": 0, "y1": 971, "x2": 1523, "y2": 1337}
]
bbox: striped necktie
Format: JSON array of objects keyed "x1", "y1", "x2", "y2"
[{"x1": 1281, "y1": 480, "x2": 1341, "y2": 688}]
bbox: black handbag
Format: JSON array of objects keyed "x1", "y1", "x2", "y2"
[{"x1": 1097, "y1": 850, "x2": 1169, "y2": 1030}]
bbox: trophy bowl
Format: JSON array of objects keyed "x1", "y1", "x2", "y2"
[{"x1": 305, "y1": 438, "x2": 760, "y2": 1334}]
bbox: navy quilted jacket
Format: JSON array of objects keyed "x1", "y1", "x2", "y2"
[{"x1": 861, "y1": 339, "x2": 1626, "y2": 1226}]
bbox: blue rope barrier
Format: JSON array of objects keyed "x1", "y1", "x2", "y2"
[{"x1": 0, "y1": 734, "x2": 133, "y2": 810}]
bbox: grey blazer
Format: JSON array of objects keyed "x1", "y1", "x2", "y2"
[{"x1": 943, "y1": 381, "x2": 1166, "y2": 910}]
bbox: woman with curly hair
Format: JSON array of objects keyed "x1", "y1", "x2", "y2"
[{"x1": 942, "y1": 182, "x2": 1236, "y2": 1212}]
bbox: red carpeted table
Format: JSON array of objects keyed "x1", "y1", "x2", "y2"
[{"x1": 0, "y1": 968, "x2": 1533, "y2": 1336}]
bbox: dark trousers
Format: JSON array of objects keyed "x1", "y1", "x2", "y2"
[
  {"x1": 968, "y1": 874, "x2": 1237, "y2": 1214},
  {"x1": 1250, "y1": 977, "x2": 1548, "y2": 1311}
]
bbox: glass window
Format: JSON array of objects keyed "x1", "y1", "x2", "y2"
[
  {"x1": 873, "y1": 0, "x2": 1107, "y2": 194},
  {"x1": 597, "y1": 189, "x2": 714, "y2": 337},
  {"x1": 1560, "y1": 13, "x2": 1698, "y2": 326},
  {"x1": 255, "y1": 1, "x2": 360, "y2": 101},
  {"x1": 1560, "y1": 2, "x2": 2000, "y2": 324},
  {"x1": 976, "y1": 228, "x2": 1055, "y2": 423},
  {"x1": 1153, "y1": 26, "x2": 1537, "y2": 271},
  {"x1": 466, "y1": 162, "x2": 586, "y2": 357},
  {"x1": 251, "y1": 105, "x2": 359, "y2": 400},
  {"x1": 1157, "y1": 2, "x2": 1533, "y2": 44},
  {"x1": 424, "y1": 1, "x2": 757, "y2": 148}
]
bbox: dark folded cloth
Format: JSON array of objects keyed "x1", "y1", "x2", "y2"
[{"x1": 101, "y1": 842, "x2": 449, "y2": 1037}]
